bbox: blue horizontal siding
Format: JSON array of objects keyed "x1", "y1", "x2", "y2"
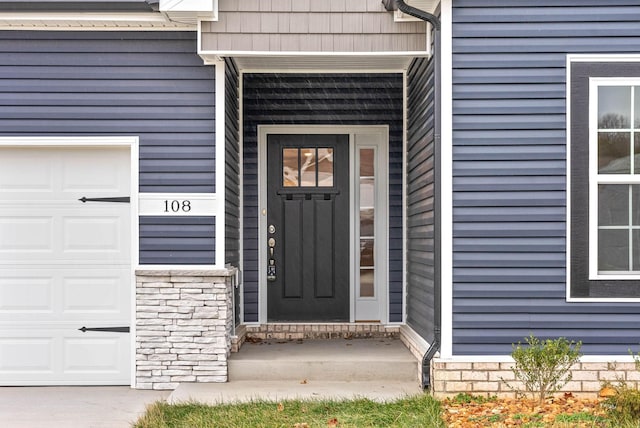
[
  {"x1": 0, "y1": 31, "x2": 215, "y2": 194},
  {"x1": 406, "y1": 56, "x2": 437, "y2": 342},
  {"x1": 139, "y1": 217, "x2": 215, "y2": 265},
  {"x1": 452, "y1": 0, "x2": 640, "y2": 355}
]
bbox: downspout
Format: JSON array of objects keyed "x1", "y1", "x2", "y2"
[{"x1": 383, "y1": 0, "x2": 442, "y2": 390}]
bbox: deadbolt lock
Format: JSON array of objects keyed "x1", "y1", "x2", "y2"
[{"x1": 268, "y1": 224, "x2": 276, "y2": 234}]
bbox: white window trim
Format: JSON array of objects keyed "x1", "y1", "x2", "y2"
[
  {"x1": 566, "y1": 54, "x2": 640, "y2": 303},
  {"x1": 256, "y1": 125, "x2": 390, "y2": 324},
  {"x1": 588, "y1": 78, "x2": 640, "y2": 281}
]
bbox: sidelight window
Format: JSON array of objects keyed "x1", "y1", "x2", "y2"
[{"x1": 358, "y1": 148, "x2": 376, "y2": 298}]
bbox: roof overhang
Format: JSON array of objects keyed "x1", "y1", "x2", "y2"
[
  {"x1": 0, "y1": 0, "x2": 216, "y2": 30},
  {"x1": 199, "y1": 51, "x2": 430, "y2": 72},
  {"x1": 0, "y1": 1, "x2": 157, "y2": 12}
]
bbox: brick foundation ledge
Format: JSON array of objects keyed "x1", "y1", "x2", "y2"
[
  {"x1": 135, "y1": 268, "x2": 236, "y2": 390},
  {"x1": 431, "y1": 358, "x2": 640, "y2": 399}
]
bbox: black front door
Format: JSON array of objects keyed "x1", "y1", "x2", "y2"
[{"x1": 266, "y1": 134, "x2": 350, "y2": 321}]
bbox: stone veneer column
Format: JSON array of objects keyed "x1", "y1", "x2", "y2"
[{"x1": 135, "y1": 269, "x2": 235, "y2": 390}]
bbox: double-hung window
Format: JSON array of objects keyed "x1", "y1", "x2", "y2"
[
  {"x1": 592, "y1": 83, "x2": 640, "y2": 277},
  {"x1": 569, "y1": 59, "x2": 640, "y2": 299}
]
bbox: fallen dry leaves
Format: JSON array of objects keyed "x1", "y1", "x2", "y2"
[{"x1": 442, "y1": 393, "x2": 608, "y2": 428}]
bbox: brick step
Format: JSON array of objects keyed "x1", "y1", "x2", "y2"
[
  {"x1": 228, "y1": 338, "x2": 419, "y2": 382},
  {"x1": 243, "y1": 323, "x2": 400, "y2": 341}
]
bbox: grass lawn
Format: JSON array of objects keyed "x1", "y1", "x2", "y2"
[
  {"x1": 133, "y1": 392, "x2": 640, "y2": 428},
  {"x1": 133, "y1": 394, "x2": 445, "y2": 428}
]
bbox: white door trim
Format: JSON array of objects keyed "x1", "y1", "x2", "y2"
[
  {"x1": 0, "y1": 136, "x2": 139, "y2": 387},
  {"x1": 256, "y1": 125, "x2": 389, "y2": 324}
]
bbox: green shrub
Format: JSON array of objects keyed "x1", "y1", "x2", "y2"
[
  {"x1": 502, "y1": 334, "x2": 582, "y2": 404},
  {"x1": 604, "y1": 385, "x2": 640, "y2": 425}
]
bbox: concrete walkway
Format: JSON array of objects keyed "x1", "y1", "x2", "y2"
[
  {"x1": 169, "y1": 380, "x2": 423, "y2": 405},
  {"x1": 0, "y1": 386, "x2": 168, "y2": 428}
]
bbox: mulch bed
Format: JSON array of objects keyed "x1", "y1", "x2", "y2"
[{"x1": 441, "y1": 393, "x2": 609, "y2": 427}]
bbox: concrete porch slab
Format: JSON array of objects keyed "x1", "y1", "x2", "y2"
[
  {"x1": 169, "y1": 337, "x2": 423, "y2": 405},
  {"x1": 229, "y1": 338, "x2": 418, "y2": 382},
  {"x1": 168, "y1": 380, "x2": 423, "y2": 404}
]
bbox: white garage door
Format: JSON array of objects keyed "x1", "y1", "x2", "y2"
[{"x1": 0, "y1": 146, "x2": 131, "y2": 385}]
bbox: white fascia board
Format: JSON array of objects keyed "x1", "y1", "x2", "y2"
[
  {"x1": 160, "y1": 0, "x2": 217, "y2": 21},
  {"x1": 0, "y1": 12, "x2": 194, "y2": 30},
  {"x1": 161, "y1": 0, "x2": 215, "y2": 13}
]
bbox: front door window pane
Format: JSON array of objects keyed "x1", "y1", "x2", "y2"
[
  {"x1": 300, "y1": 148, "x2": 316, "y2": 186},
  {"x1": 283, "y1": 148, "x2": 299, "y2": 187},
  {"x1": 317, "y1": 148, "x2": 334, "y2": 187}
]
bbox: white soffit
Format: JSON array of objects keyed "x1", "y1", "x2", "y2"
[{"x1": 199, "y1": 52, "x2": 430, "y2": 72}]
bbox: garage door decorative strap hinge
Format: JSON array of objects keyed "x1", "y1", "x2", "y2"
[
  {"x1": 78, "y1": 326, "x2": 130, "y2": 333},
  {"x1": 79, "y1": 196, "x2": 130, "y2": 203}
]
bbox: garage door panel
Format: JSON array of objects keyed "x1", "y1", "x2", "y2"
[
  {"x1": 0, "y1": 208, "x2": 129, "y2": 263},
  {"x1": 0, "y1": 147, "x2": 130, "y2": 201},
  {"x1": 64, "y1": 336, "x2": 123, "y2": 373},
  {"x1": 0, "y1": 151, "x2": 55, "y2": 195},
  {"x1": 61, "y1": 150, "x2": 129, "y2": 194},
  {"x1": 63, "y1": 275, "x2": 128, "y2": 315},
  {"x1": 0, "y1": 328, "x2": 130, "y2": 385},
  {"x1": 0, "y1": 268, "x2": 130, "y2": 322},
  {"x1": 0, "y1": 337, "x2": 53, "y2": 373},
  {"x1": 62, "y1": 216, "x2": 124, "y2": 254},
  {"x1": 0, "y1": 216, "x2": 53, "y2": 252},
  {"x1": 0, "y1": 276, "x2": 53, "y2": 313}
]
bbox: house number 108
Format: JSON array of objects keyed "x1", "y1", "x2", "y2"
[{"x1": 164, "y1": 200, "x2": 191, "y2": 213}]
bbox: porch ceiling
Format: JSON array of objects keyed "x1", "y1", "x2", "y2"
[{"x1": 198, "y1": 52, "x2": 429, "y2": 72}]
